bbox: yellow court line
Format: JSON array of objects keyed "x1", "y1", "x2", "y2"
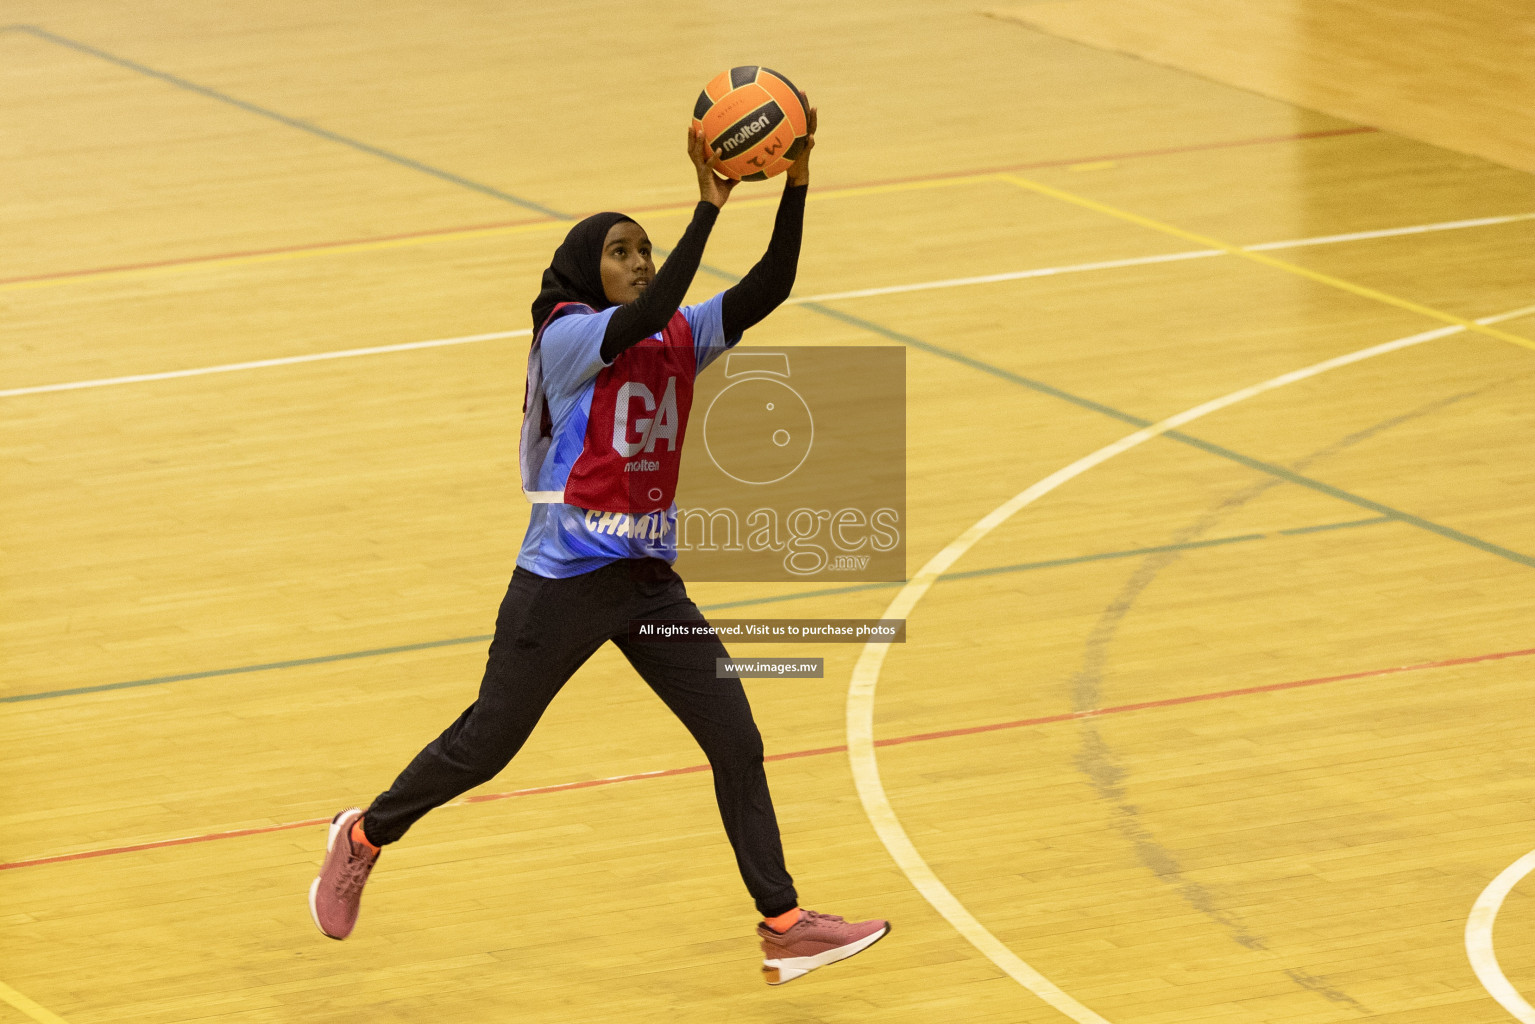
[
  {"x1": 0, "y1": 981, "x2": 70, "y2": 1024},
  {"x1": 996, "y1": 173, "x2": 1535, "y2": 354}
]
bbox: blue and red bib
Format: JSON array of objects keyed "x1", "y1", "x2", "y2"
[
  {"x1": 562, "y1": 312, "x2": 697, "y2": 513},
  {"x1": 517, "y1": 295, "x2": 736, "y2": 577}
]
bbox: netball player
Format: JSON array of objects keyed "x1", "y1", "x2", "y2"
[{"x1": 309, "y1": 102, "x2": 889, "y2": 986}]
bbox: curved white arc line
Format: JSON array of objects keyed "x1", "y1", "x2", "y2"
[
  {"x1": 845, "y1": 308, "x2": 1535, "y2": 1021},
  {"x1": 0, "y1": 329, "x2": 531, "y2": 398},
  {"x1": 1467, "y1": 849, "x2": 1535, "y2": 1024}
]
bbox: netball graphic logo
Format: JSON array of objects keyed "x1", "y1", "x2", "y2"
[
  {"x1": 676, "y1": 344, "x2": 905, "y2": 583},
  {"x1": 702, "y1": 352, "x2": 813, "y2": 485}
]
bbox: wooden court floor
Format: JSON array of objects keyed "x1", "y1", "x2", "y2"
[{"x1": 3, "y1": 3, "x2": 1534, "y2": 1023}]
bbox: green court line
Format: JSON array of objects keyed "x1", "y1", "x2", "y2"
[
  {"x1": 14, "y1": 29, "x2": 1531, "y2": 660},
  {"x1": 26, "y1": 25, "x2": 1532, "y2": 574},
  {"x1": 0, "y1": 515, "x2": 1392, "y2": 705},
  {"x1": 0, "y1": 635, "x2": 497, "y2": 704},
  {"x1": 1166, "y1": 431, "x2": 1535, "y2": 568},
  {"x1": 13, "y1": 25, "x2": 565, "y2": 219},
  {"x1": 1276, "y1": 516, "x2": 1387, "y2": 535},
  {"x1": 802, "y1": 300, "x2": 1149, "y2": 428},
  {"x1": 699, "y1": 581, "x2": 899, "y2": 610},
  {"x1": 798, "y1": 303, "x2": 1535, "y2": 569}
]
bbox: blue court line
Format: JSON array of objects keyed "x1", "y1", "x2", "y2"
[
  {"x1": 703, "y1": 517, "x2": 1400, "y2": 608},
  {"x1": 12, "y1": 25, "x2": 566, "y2": 219},
  {"x1": 1274, "y1": 515, "x2": 1390, "y2": 536},
  {"x1": 800, "y1": 302, "x2": 1535, "y2": 569},
  {"x1": 801, "y1": 300, "x2": 1151, "y2": 427},
  {"x1": 0, "y1": 635, "x2": 495, "y2": 704},
  {"x1": 18, "y1": 30, "x2": 1532, "y2": 569},
  {"x1": 1166, "y1": 432, "x2": 1535, "y2": 569},
  {"x1": 0, "y1": 516, "x2": 1392, "y2": 705}
]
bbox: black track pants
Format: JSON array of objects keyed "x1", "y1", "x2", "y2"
[{"x1": 361, "y1": 558, "x2": 798, "y2": 917}]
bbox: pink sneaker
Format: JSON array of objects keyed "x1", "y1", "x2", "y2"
[
  {"x1": 308, "y1": 808, "x2": 380, "y2": 939},
  {"x1": 757, "y1": 909, "x2": 890, "y2": 985}
]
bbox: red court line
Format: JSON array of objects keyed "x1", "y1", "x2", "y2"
[
  {"x1": 7, "y1": 632, "x2": 1507, "y2": 876},
  {"x1": 463, "y1": 763, "x2": 712, "y2": 802},
  {"x1": 0, "y1": 817, "x2": 334, "y2": 871},
  {"x1": 1, "y1": 126, "x2": 1374, "y2": 288},
  {"x1": 0, "y1": 215, "x2": 556, "y2": 287},
  {"x1": 873, "y1": 645, "x2": 1535, "y2": 748}
]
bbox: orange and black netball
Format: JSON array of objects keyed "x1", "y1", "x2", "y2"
[{"x1": 692, "y1": 66, "x2": 808, "y2": 181}]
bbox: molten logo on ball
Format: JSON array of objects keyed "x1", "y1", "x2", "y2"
[
  {"x1": 717, "y1": 113, "x2": 772, "y2": 158},
  {"x1": 693, "y1": 67, "x2": 807, "y2": 181}
]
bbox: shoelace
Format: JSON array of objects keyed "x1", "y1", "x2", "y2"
[
  {"x1": 332, "y1": 842, "x2": 378, "y2": 900},
  {"x1": 801, "y1": 910, "x2": 845, "y2": 924}
]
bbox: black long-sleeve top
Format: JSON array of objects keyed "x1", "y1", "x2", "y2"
[{"x1": 599, "y1": 183, "x2": 807, "y2": 363}]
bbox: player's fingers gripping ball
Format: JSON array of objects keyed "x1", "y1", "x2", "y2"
[{"x1": 692, "y1": 66, "x2": 809, "y2": 181}]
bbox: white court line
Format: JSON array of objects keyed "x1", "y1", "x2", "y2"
[
  {"x1": 1468, "y1": 849, "x2": 1535, "y2": 1024},
  {"x1": 794, "y1": 211, "x2": 1535, "y2": 304},
  {"x1": 790, "y1": 250, "x2": 1222, "y2": 303},
  {"x1": 845, "y1": 301, "x2": 1534, "y2": 1022},
  {"x1": 5, "y1": 211, "x2": 1532, "y2": 400},
  {"x1": 0, "y1": 330, "x2": 530, "y2": 398},
  {"x1": 1247, "y1": 211, "x2": 1535, "y2": 251}
]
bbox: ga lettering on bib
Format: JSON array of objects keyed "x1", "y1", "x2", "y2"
[{"x1": 520, "y1": 304, "x2": 698, "y2": 514}]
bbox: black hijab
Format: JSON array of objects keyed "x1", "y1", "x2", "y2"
[{"x1": 530, "y1": 212, "x2": 638, "y2": 334}]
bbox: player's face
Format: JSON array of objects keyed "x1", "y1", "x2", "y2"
[{"x1": 600, "y1": 222, "x2": 655, "y2": 305}]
